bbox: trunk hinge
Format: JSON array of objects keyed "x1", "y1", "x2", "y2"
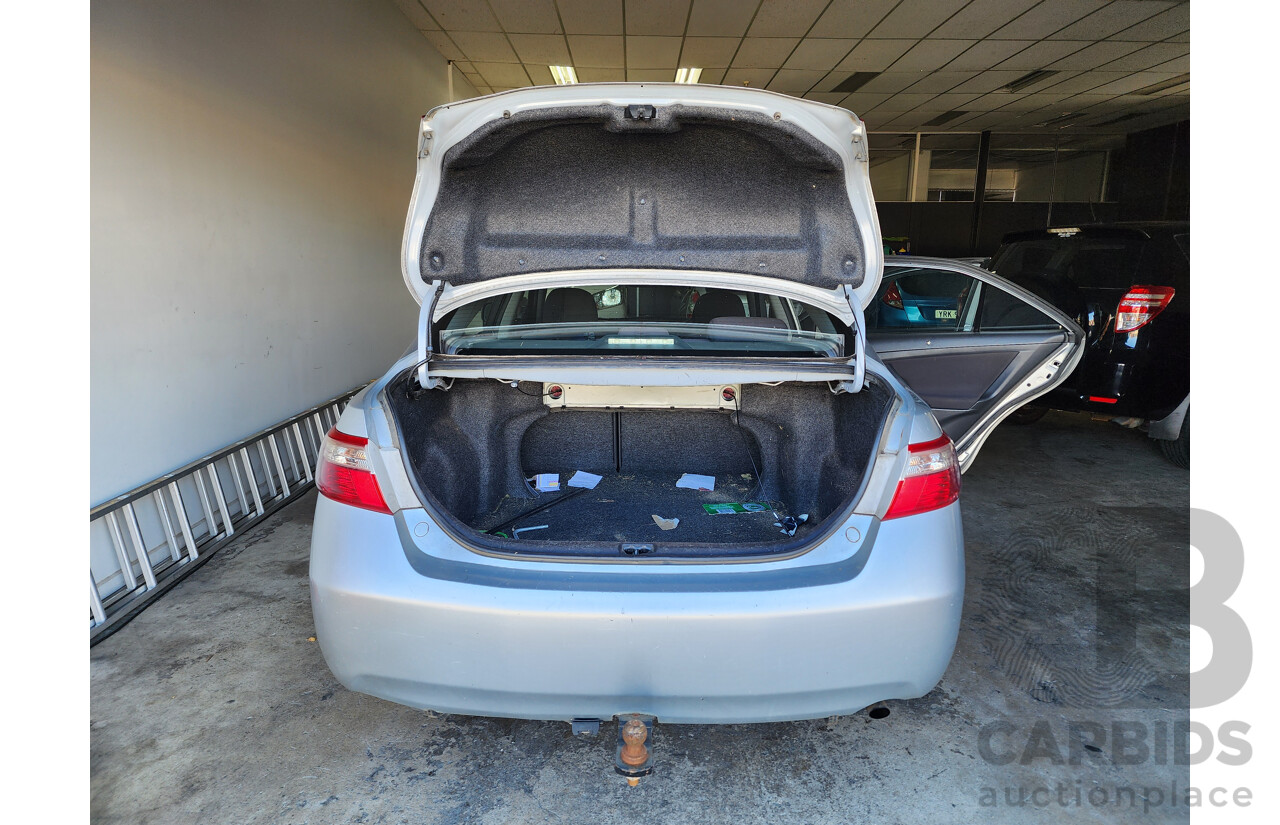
[
  {"x1": 415, "y1": 280, "x2": 446, "y2": 390},
  {"x1": 830, "y1": 284, "x2": 866, "y2": 394}
]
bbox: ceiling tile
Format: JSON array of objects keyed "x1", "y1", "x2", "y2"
[
  {"x1": 721, "y1": 67, "x2": 776, "y2": 87},
  {"x1": 858, "y1": 72, "x2": 931, "y2": 93},
  {"x1": 929, "y1": 0, "x2": 1041, "y2": 39},
  {"x1": 507, "y1": 33, "x2": 571, "y2": 64},
  {"x1": 421, "y1": 0, "x2": 501, "y2": 32},
  {"x1": 567, "y1": 35, "x2": 625, "y2": 67},
  {"x1": 950, "y1": 71, "x2": 1027, "y2": 93},
  {"x1": 836, "y1": 39, "x2": 916, "y2": 72},
  {"x1": 680, "y1": 37, "x2": 741, "y2": 67},
  {"x1": 809, "y1": 0, "x2": 900, "y2": 40},
  {"x1": 946, "y1": 40, "x2": 1034, "y2": 71},
  {"x1": 888, "y1": 39, "x2": 977, "y2": 72},
  {"x1": 625, "y1": 0, "x2": 692, "y2": 36},
  {"x1": 451, "y1": 31, "x2": 520, "y2": 63},
  {"x1": 923, "y1": 91, "x2": 984, "y2": 110},
  {"x1": 1095, "y1": 42, "x2": 1189, "y2": 72},
  {"x1": 903, "y1": 72, "x2": 980, "y2": 94},
  {"x1": 961, "y1": 93, "x2": 1022, "y2": 111},
  {"x1": 1047, "y1": 41, "x2": 1144, "y2": 70},
  {"x1": 1036, "y1": 71, "x2": 1129, "y2": 95},
  {"x1": 555, "y1": 0, "x2": 623, "y2": 35},
  {"x1": 766, "y1": 69, "x2": 826, "y2": 92},
  {"x1": 1082, "y1": 71, "x2": 1183, "y2": 96},
  {"x1": 747, "y1": 0, "x2": 829, "y2": 38},
  {"x1": 994, "y1": 40, "x2": 1089, "y2": 70},
  {"x1": 626, "y1": 36, "x2": 684, "y2": 68},
  {"x1": 803, "y1": 92, "x2": 849, "y2": 105},
  {"x1": 783, "y1": 39, "x2": 856, "y2": 71},
  {"x1": 422, "y1": 30, "x2": 464, "y2": 61},
  {"x1": 391, "y1": 0, "x2": 435, "y2": 30},
  {"x1": 839, "y1": 92, "x2": 891, "y2": 113},
  {"x1": 731, "y1": 37, "x2": 800, "y2": 68},
  {"x1": 1049, "y1": 1, "x2": 1176, "y2": 40},
  {"x1": 473, "y1": 62, "x2": 532, "y2": 87},
  {"x1": 489, "y1": 0, "x2": 562, "y2": 33},
  {"x1": 454, "y1": 61, "x2": 475, "y2": 73},
  {"x1": 1107, "y1": 3, "x2": 1189, "y2": 41},
  {"x1": 627, "y1": 68, "x2": 677, "y2": 81},
  {"x1": 988, "y1": 0, "x2": 1107, "y2": 40},
  {"x1": 871, "y1": 93, "x2": 942, "y2": 113},
  {"x1": 576, "y1": 66, "x2": 626, "y2": 82},
  {"x1": 867, "y1": 0, "x2": 970, "y2": 39},
  {"x1": 686, "y1": 0, "x2": 758, "y2": 37},
  {"x1": 695, "y1": 67, "x2": 727, "y2": 84},
  {"x1": 525, "y1": 65, "x2": 557, "y2": 85},
  {"x1": 1145, "y1": 55, "x2": 1190, "y2": 75}
]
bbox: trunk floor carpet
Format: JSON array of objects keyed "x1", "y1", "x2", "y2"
[{"x1": 473, "y1": 473, "x2": 800, "y2": 545}]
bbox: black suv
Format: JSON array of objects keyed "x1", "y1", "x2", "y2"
[{"x1": 987, "y1": 222, "x2": 1190, "y2": 467}]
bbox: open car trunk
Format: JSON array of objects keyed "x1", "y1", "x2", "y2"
[{"x1": 384, "y1": 376, "x2": 895, "y2": 557}]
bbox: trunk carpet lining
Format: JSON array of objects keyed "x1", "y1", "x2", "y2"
[{"x1": 474, "y1": 473, "x2": 800, "y2": 545}]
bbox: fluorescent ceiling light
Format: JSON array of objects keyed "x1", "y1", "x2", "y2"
[
  {"x1": 674, "y1": 67, "x2": 703, "y2": 84},
  {"x1": 549, "y1": 66, "x2": 578, "y2": 85}
]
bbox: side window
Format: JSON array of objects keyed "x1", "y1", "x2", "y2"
[
  {"x1": 977, "y1": 282, "x2": 1061, "y2": 330},
  {"x1": 866, "y1": 268, "x2": 979, "y2": 333}
]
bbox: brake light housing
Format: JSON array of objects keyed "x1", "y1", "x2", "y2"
[
  {"x1": 316, "y1": 428, "x2": 391, "y2": 514},
  {"x1": 883, "y1": 434, "x2": 961, "y2": 520},
  {"x1": 882, "y1": 283, "x2": 904, "y2": 310},
  {"x1": 1115, "y1": 285, "x2": 1175, "y2": 333}
]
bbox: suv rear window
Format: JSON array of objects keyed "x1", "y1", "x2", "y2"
[
  {"x1": 990, "y1": 234, "x2": 1146, "y2": 290},
  {"x1": 440, "y1": 285, "x2": 848, "y2": 358}
]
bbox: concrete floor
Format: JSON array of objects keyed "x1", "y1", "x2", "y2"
[{"x1": 91, "y1": 411, "x2": 1189, "y2": 824}]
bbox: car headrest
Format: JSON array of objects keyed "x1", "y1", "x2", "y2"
[
  {"x1": 543, "y1": 288, "x2": 599, "y2": 323},
  {"x1": 692, "y1": 289, "x2": 745, "y2": 323}
]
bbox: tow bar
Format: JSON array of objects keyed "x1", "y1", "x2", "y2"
[{"x1": 614, "y1": 715, "x2": 655, "y2": 786}]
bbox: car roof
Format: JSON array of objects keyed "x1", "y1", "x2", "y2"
[{"x1": 999, "y1": 221, "x2": 1188, "y2": 244}]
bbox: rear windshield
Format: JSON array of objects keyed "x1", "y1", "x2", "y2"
[
  {"x1": 439, "y1": 285, "x2": 847, "y2": 357},
  {"x1": 990, "y1": 233, "x2": 1146, "y2": 290}
]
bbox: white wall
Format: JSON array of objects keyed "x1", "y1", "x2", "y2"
[{"x1": 91, "y1": 0, "x2": 474, "y2": 504}]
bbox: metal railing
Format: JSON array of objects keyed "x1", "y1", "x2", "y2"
[{"x1": 89, "y1": 386, "x2": 363, "y2": 644}]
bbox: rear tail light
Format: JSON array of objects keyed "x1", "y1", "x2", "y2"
[
  {"x1": 883, "y1": 434, "x2": 961, "y2": 520},
  {"x1": 882, "y1": 283, "x2": 904, "y2": 310},
  {"x1": 1115, "y1": 285, "x2": 1175, "y2": 333},
  {"x1": 317, "y1": 428, "x2": 391, "y2": 514}
]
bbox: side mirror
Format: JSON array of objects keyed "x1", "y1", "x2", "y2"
[{"x1": 595, "y1": 287, "x2": 623, "y2": 309}]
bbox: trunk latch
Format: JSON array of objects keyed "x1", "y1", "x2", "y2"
[
  {"x1": 620, "y1": 543, "x2": 655, "y2": 556},
  {"x1": 625, "y1": 104, "x2": 656, "y2": 120}
]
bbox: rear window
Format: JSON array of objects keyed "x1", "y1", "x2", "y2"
[
  {"x1": 439, "y1": 285, "x2": 848, "y2": 358},
  {"x1": 990, "y1": 233, "x2": 1147, "y2": 290}
]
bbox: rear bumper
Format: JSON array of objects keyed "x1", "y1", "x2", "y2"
[{"x1": 309, "y1": 496, "x2": 965, "y2": 724}]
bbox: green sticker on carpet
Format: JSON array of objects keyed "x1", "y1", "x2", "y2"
[{"x1": 702, "y1": 502, "x2": 770, "y2": 515}]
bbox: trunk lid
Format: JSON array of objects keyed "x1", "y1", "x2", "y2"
[{"x1": 400, "y1": 84, "x2": 883, "y2": 313}]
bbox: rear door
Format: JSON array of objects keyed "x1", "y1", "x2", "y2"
[{"x1": 865, "y1": 258, "x2": 1084, "y2": 471}]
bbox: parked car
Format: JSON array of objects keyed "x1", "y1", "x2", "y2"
[
  {"x1": 986, "y1": 223, "x2": 1190, "y2": 467},
  {"x1": 308, "y1": 85, "x2": 1083, "y2": 733}
]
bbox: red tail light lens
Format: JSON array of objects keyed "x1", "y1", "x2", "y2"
[
  {"x1": 316, "y1": 428, "x2": 391, "y2": 514},
  {"x1": 1115, "y1": 285, "x2": 1175, "y2": 333},
  {"x1": 883, "y1": 434, "x2": 961, "y2": 521},
  {"x1": 882, "y1": 283, "x2": 904, "y2": 310}
]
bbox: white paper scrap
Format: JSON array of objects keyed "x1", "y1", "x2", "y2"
[
  {"x1": 567, "y1": 471, "x2": 603, "y2": 489},
  {"x1": 652, "y1": 515, "x2": 680, "y2": 530},
  {"x1": 675, "y1": 473, "x2": 716, "y2": 492},
  {"x1": 534, "y1": 473, "x2": 560, "y2": 492}
]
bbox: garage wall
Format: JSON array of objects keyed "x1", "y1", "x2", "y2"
[{"x1": 91, "y1": 1, "x2": 474, "y2": 504}]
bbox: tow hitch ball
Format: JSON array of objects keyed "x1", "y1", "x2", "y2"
[{"x1": 614, "y1": 715, "x2": 655, "y2": 787}]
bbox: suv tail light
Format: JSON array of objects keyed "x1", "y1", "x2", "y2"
[
  {"x1": 317, "y1": 428, "x2": 391, "y2": 514},
  {"x1": 1115, "y1": 286, "x2": 1175, "y2": 333},
  {"x1": 883, "y1": 434, "x2": 960, "y2": 520}
]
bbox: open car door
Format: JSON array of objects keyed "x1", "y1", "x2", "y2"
[{"x1": 865, "y1": 257, "x2": 1084, "y2": 472}]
